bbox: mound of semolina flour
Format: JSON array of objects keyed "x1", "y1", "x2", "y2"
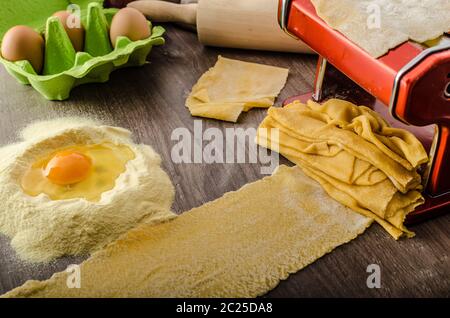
[{"x1": 0, "y1": 118, "x2": 175, "y2": 263}]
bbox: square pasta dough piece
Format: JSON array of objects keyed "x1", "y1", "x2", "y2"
[{"x1": 186, "y1": 56, "x2": 289, "y2": 122}]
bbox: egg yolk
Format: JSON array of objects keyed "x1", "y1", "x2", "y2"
[
  {"x1": 44, "y1": 150, "x2": 92, "y2": 185},
  {"x1": 21, "y1": 143, "x2": 135, "y2": 202}
]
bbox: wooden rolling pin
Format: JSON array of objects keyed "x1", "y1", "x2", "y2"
[{"x1": 128, "y1": 0, "x2": 313, "y2": 53}]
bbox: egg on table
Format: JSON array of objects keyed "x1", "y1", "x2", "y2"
[
  {"x1": 1, "y1": 25, "x2": 44, "y2": 74},
  {"x1": 53, "y1": 10, "x2": 85, "y2": 52},
  {"x1": 21, "y1": 143, "x2": 136, "y2": 202},
  {"x1": 109, "y1": 7, "x2": 151, "y2": 48}
]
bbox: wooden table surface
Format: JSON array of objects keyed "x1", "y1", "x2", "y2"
[{"x1": 0, "y1": 24, "x2": 449, "y2": 298}]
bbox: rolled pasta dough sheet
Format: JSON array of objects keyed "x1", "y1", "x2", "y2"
[
  {"x1": 3, "y1": 165, "x2": 372, "y2": 298},
  {"x1": 311, "y1": 0, "x2": 450, "y2": 57}
]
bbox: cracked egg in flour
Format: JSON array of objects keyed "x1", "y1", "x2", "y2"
[{"x1": 21, "y1": 143, "x2": 135, "y2": 202}]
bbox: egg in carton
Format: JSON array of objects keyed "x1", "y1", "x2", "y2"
[{"x1": 0, "y1": 0, "x2": 165, "y2": 100}]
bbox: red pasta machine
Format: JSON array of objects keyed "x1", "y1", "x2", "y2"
[{"x1": 278, "y1": 0, "x2": 450, "y2": 223}]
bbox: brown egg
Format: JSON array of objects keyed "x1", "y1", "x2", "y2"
[
  {"x1": 1, "y1": 25, "x2": 44, "y2": 74},
  {"x1": 53, "y1": 11, "x2": 85, "y2": 52},
  {"x1": 109, "y1": 7, "x2": 151, "y2": 48}
]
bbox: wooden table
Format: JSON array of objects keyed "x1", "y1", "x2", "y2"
[{"x1": 0, "y1": 24, "x2": 449, "y2": 298}]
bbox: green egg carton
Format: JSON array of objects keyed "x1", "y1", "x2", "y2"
[{"x1": 0, "y1": 0, "x2": 165, "y2": 100}]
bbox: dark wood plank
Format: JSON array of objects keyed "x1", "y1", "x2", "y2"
[{"x1": 0, "y1": 24, "x2": 448, "y2": 297}]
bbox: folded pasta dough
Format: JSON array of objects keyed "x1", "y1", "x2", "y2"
[
  {"x1": 299, "y1": 165, "x2": 422, "y2": 240},
  {"x1": 3, "y1": 166, "x2": 372, "y2": 298},
  {"x1": 258, "y1": 133, "x2": 423, "y2": 240},
  {"x1": 305, "y1": 99, "x2": 428, "y2": 169},
  {"x1": 256, "y1": 99, "x2": 428, "y2": 239},
  {"x1": 186, "y1": 56, "x2": 289, "y2": 122},
  {"x1": 266, "y1": 101, "x2": 425, "y2": 192}
]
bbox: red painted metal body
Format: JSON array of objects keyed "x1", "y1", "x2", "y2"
[
  {"x1": 397, "y1": 52, "x2": 450, "y2": 195},
  {"x1": 280, "y1": 0, "x2": 450, "y2": 222}
]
